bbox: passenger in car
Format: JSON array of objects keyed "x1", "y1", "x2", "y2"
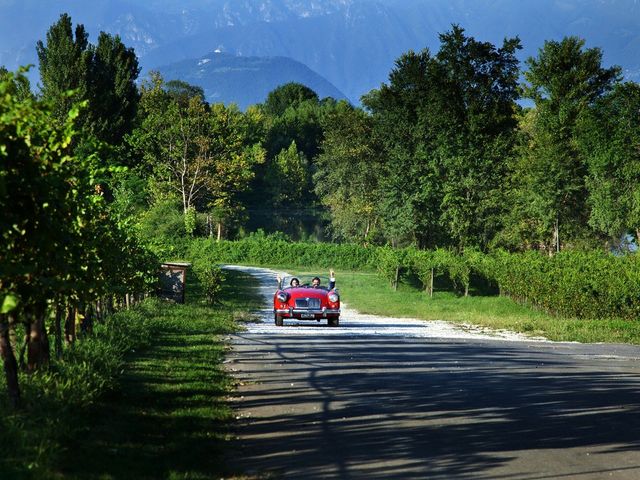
[{"x1": 290, "y1": 277, "x2": 300, "y2": 287}]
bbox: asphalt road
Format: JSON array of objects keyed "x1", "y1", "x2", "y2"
[{"x1": 223, "y1": 266, "x2": 640, "y2": 480}]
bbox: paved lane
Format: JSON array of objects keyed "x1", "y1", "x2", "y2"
[{"x1": 223, "y1": 266, "x2": 640, "y2": 480}]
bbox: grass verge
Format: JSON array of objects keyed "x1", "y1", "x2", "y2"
[
  {"x1": 279, "y1": 267, "x2": 640, "y2": 344},
  {"x1": 56, "y1": 269, "x2": 263, "y2": 480},
  {"x1": 0, "y1": 269, "x2": 263, "y2": 479}
]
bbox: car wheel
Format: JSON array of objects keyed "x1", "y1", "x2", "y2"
[
  {"x1": 275, "y1": 314, "x2": 283, "y2": 326},
  {"x1": 329, "y1": 317, "x2": 339, "y2": 327}
]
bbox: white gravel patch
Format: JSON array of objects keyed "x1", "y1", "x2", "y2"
[{"x1": 224, "y1": 265, "x2": 548, "y2": 342}]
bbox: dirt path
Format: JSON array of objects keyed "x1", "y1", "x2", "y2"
[{"x1": 223, "y1": 265, "x2": 640, "y2": 480}]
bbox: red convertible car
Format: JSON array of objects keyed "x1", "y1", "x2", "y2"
[{"x1": 273, "y1": 275, "x2": 340, "y2": 327}]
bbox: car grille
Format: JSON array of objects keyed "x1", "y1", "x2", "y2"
[{"x1": 295, "y1": 298, "x2": 321, "y2": 309}]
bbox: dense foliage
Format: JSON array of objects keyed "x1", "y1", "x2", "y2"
[{"x1": 0, "y1": 68, "x2": 158, "y2": 406}]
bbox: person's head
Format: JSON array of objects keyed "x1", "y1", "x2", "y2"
[
  {"x1": 290, "y1": 277, "x2": 300, "y2": 287},
  {"x1": 312, "y1": 276, "x2": 321, "y2": 287}
]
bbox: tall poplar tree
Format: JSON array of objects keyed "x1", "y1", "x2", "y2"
[
  {"x1": 36, "y1": 13, "x2": 92, "y2": 125},
  {"x1": 37, "y1": 14, "x2": 140, "y2": 151},
  {"x1": 512, "y1": 36, "x2": 621, "y2": 251},
  {"x1": 88, "y1": 31, "x2": 140, "y2": 144},
  {"x1": 436, "y1": 26, "x2": 521, "y2": 250}
]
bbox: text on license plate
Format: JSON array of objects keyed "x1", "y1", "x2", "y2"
[{"x1": 300, "y1": 313, "x2": 315, "y2": 319}]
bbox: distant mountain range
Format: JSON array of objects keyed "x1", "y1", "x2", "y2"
[
  {"x1": 156, "y1": 52, "x2": 347, "y2": 109},
  {"x1": 2, "y1": 0, "x2": 640, "y2": 106}
]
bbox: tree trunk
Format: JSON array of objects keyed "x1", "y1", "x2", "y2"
[
  {"x1": 0, "y1": 319, "x2": 20, "y2": 408},
  {"x1": 552, "y1": 216, "x2": 560, "y2": 254},
  {"x1": 27, "y1": 305, "x2": 50, "y2": 371},
  {"x1": 107, "y1": 296, "x2": 114, "y2": 316},
  {"x1": 81, "y1": 304, "x2": 93, "y2": 334},
  {"x1": 65, "y1": 306, "x2": 76, "y2": 344},
  {"x1": 464, "y1": 284, "x2": 469, "y2": 297},
  {"x1": 429, "y1": 268, "x2": 434, "y2": 298},
  {"x1": 217, "y1": 222, "x2": 222, "y2": 242},
  {"x1": 18, "y1": 322, "x2": 28, "y2": 370},
  {"x1": 393, "y1": 266, "x2": 400, "y2": 292},
  {"x1": 54, "y1": 303, "x2": 63, "y2": 359},
  {"x1": 207, "y1": 214, "x2": 213, "y2": 238}
]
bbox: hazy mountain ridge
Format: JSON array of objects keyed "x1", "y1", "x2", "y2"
[
  {"x1": 156, "y1": 52, "x2": 347, "y2": 109},
  {"x1": 2, "y1": 0, "x2": 640, "y2": 103}
]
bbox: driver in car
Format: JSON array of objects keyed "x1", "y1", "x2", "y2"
[{"x1": 312, "y1": 270, "x2": 336, "y2": 289}]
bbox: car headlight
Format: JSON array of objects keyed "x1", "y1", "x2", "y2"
[
  {"x1": 277, "y1": 292, "x2": 289, "y2": 303},
  {"x1": 328, "y1": 292, "x2": 339, "y2": 303}
]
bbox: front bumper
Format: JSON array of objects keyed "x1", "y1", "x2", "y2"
[{"x1": 275, "y1": 308, "x2": 340, "y2": 319}]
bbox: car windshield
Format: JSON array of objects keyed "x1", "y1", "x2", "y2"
[{"x1": 282, "y1": 275, "x2": 330, "y2": 290}]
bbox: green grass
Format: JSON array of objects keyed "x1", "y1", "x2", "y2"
[
  {"x1": 54, "y1": 269, "x2": 263, "y2": 480},
  {"x1": 280, "y1": 267, "x2": 640, "y2": 344}
]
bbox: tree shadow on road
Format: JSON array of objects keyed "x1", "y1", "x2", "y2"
[{"x1": 226, "y1": 335, "x2": 640, "y2": 479}]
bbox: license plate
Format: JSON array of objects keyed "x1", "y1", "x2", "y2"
[{"x1": 300, "y1": 313, "x2": 315, "y2": 319}]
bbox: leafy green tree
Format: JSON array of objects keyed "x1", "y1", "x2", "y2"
[
  {"x1": 0, "y1": 66, "x2": 33, "y2": 100},
  {"x1": 131, "y1": 72, "x2": 216, "y2": 214},
  {"x1": 266, "y1": 141, "x2": 309, "y2": 207},
  {"x1": 363, "y1": 48, "x2": 444, "y2": 247},
  {"x1": 577, "y1": 82, "x2": 640, "y2": 245},
  {"x1": 88, "y1": 31, "x2": 140, "y2": 144},
  {"x1": 207, "y1": 102, "x2": 266, "y2": 239},
  {"x1": 1, "y1": 69, "x2": 158, "y2": 404},
  {"x1": 435, "y1": 27, "x2": 521, "y2": 250},
  {"x1": 364, "y1": 26, "x2": 521, "y2": 249},
  {"x1": 246, "y1": 85, "x2": 334, "y2": 238},
  {"x1": 37, "y1": 15, "x2": 140, "y2": 154},
  {"x1": 511, "y1": 36, "x2": 621, "y2": 252},
  {"x1": 36, "y1": 13, "x2": 92, "y2": 124},
  {"x1": 315, "y1": 103, "x2": 383, "y2": 243},
  {"x1": 130, "y1": 73, "x2": 265, "y2": 240},
  {"x1": 264, "y1": 95, "x2": 326, "y2": 161},
  {"x1": 263, "y1": 82, "x2": 319, "y2": 117},
  {"x1": 164, "y1": 79, "x2": 205, "y2": 106}
]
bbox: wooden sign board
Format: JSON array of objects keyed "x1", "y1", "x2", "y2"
[{"x1": 159, "y1": 262, "x2": 191, "y2": 304}]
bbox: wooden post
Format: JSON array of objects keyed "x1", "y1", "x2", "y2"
[{"x1": 393, "y1": 266, "x2": 400, "y2": 292}]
